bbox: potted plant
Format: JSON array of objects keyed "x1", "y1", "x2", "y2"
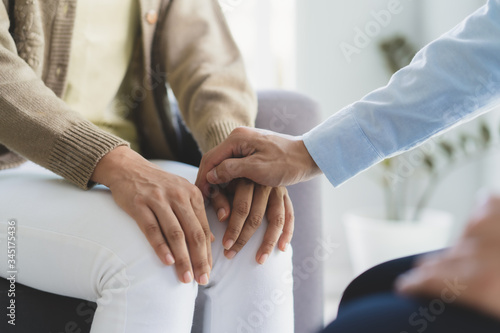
[{"x1": 344, "y1": 36, "x2": 499, "y2": 274}]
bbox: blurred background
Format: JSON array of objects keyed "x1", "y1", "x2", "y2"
[{"x1": 221, "y1": 0, "x2": 500, "y2": 324}]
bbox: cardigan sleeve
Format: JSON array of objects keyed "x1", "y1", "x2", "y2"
[
  {"x1": 0, "y1": 3, "x2": 128, "y2": 189},
  {"x1": 160, "y1": 0, "x2": 257, "y2": 153}
]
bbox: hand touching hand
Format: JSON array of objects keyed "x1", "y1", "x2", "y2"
[
  {"x1": 92, "y1": 146, "x2": 212, "y2": 285},
  {"x1": 396, "y1": 194, "x2": 500, "y2": 319},
  {"x1": 208, "y1": 179, "x2": 294, "y2": 264},
  {"x1": 195, "y1": 127, "x2": 321, "y2": 197}
]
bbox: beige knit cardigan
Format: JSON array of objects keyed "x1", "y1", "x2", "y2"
[{"x1": 0, "y1": 0, "x2": 256, "y2": 189}]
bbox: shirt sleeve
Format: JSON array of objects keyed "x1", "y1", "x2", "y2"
[{"x1": 303, "y1": 0, "x2": 500, "y2": 187}]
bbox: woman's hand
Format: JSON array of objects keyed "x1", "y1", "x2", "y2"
[
  {"x1": 92, "y1": 147, "x2": 212, "y2": 285},
  {"x1": 208, "y1": 179, "x2": 294, "y2": 264},
  {"x1": 396, "y1": 194, "x2": 500, "y2": 319}
]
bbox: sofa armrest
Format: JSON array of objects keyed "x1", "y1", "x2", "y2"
[{"x1": 256, "y1": 90, "x2": 324, "y2": 333}]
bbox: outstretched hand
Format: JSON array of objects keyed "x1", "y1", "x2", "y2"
[{"x1": 195, "y1": 127, "x2": 321, "y2": 197}]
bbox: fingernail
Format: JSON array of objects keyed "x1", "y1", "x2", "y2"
[
  {"x1": 165, "y1": 253, "x2": 175, "y2": 265},
  {"x1": 283, "y1": 243, "x2": 289, "y2": 252},
  {"x1": 258, "y1": 253, "x2": 269, "y2": 265},
  {"x1": 217, "y1": 208, "x2": 226, "y2": 222},
  {"x1": 208, "y1": 169, "x2": 218, "y2": 182},
  {"x1": 183, "y1": 271, "x2": 193, "y2": 284},
  {"x1": 224, "y1": 239, "x2": 234, "y2": 250},
  {"x1": 199, "y1": 273, "x2": 209, "y2": 285},
  {"x1": 225, "y1": 250, "x2": 237, "y2": 259}
]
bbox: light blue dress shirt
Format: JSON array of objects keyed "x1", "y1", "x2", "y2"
[{"x1": 303, "y1": 0, "x2": 500, "y2": 187}]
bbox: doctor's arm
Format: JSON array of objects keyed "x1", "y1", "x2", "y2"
[{"x1": 197, "y1": 0, "x2": 500, "y2": 191}]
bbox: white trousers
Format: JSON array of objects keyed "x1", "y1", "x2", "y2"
[{"x1": 0, "y1": 161, "x2": 294, "y2": 333}]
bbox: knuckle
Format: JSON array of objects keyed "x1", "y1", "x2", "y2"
[
  {"x1": 144, "y1": 223, "x2": 161, "y2": 237},
  {"x1": 235, "y1": 237, "x2": 247, "y2": 248},
  {"x1": 132, "y1": 194, "x2": 146, "y2": 206},
  {"x1": 189, "y1": 230, "x2": 207, "y2": 247},
  {"x1": 262, "y1": 238, "x2": 277, "y2": 250},
  {"x1": 202, "y1": 226, "x2": 211, "y2": 239},
  {"x1": 282, "y1": 229, "x2": 294, "y2": 239},
  {"x1": 170, "y1": 189, "x2": 184, "y2": 202},
  {"x1": 154, "y1": 242, "x2": 168, "y2": 253},
  {"x1": 193, "y1": 258, "x2": 210, "y2": 271},
  {"x1": 188, "y1": 185, "x2": 201, "y2": 198},
  {"x1": 234, "y1": 201, "x2": 250, "y2": 217},
  {"x1": 167, "y1": 228, "x2": 185, "y2": 242},
  {"x1": 247, "y1": 214, "x2": 263, "y2": 229},
  {"x1": 150, "y1": 188, "x2": 164, "y2": 201},
  {"x1": 271, "y1": 215, "x2": 286, "y2": 229},
  {"x1": 191, "y1": 188, "x2": 204, "y2": 204},
  {"x1": 175, "y1": 256, "x2": 191, "y2": 269},
  {"x1": 227, "y1": 225, "x2": 242, "y2": 237}
]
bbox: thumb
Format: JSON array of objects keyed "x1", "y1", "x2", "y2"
[{"x1": 207, "y1": 158, "x2": 250, "y2": 184}]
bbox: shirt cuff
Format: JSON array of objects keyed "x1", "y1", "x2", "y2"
[{"x1": 302, "y1": 108, "x2": 383, "y2": 187}]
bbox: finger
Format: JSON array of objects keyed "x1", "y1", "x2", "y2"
[
  {"x1": 206, "y1": 158, "x2": 257, "y2": 185},
  {"x1": 196, "y1": 130, "x2": 249, "y2": 196},
  {"x1": 133, "y1": 206, "x2": 176, "y2": 266},
  {"x1": 210, "y1": 188, "x2": 231, "y2": 222},
  {"x1": 278, "y1": 191, "x2": 294, "y2": 252},
  {"x1": 223, "y1": 179, "x2": 254, "y2": 251},
  {"x1": 225, "y1": 185, "x2": 271, "y2": 259},
  {"x1": 172, "y1": 199, "x2": 211, "y2": 286},
  {"x1": 395, "y1": 259, "x2": 444, "y2": 296},
  {"x1": 190, "y1": 188, "x2": 214, "y2": 272},
  {"x1": 148, "y1": 204, "x2": 193, "y2": 284},
  {"x1": 395, "y1": 268, "x2": 441, "y2": 296},
  {"x1": 256, "y1": 189, "x2": 286, "y2": 264}
]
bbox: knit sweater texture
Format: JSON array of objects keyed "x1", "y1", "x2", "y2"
[{"x1": 0, "y1": 0, "x2": 256, "y2": 189}]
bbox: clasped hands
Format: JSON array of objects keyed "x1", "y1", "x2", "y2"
[
  {"x1": 91, "y1": 145, "x2": 294, "y2": 287},
  {"x1": 94, "y1": 126, "x2": 500, "y2": 321},
  {"x1": 195, "y1": 127, "x2": 500, "y2": 320}
]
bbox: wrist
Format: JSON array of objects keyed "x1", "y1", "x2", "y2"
[
  {"x1": 91, "y1": 146, "x2": 145, "y2": 187},
  {"x1": 295, "y1": 139, "x2": 321, "y2": 181}
]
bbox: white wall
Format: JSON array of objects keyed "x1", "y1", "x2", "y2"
[
  {"x1": 224, "y1": 0, "x2": 296, "y2": 89},
  {"x1": 294, "y1": 0, "x2": 488, "y2": 302}
]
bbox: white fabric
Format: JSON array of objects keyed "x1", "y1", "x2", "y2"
[{"x1": 0, "y1": 162, "x2": 294, "y2": 333}]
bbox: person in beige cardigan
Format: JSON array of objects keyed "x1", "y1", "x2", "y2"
[{"x1": 0, "y1": 0, "x2": 294, "y2": 331}]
